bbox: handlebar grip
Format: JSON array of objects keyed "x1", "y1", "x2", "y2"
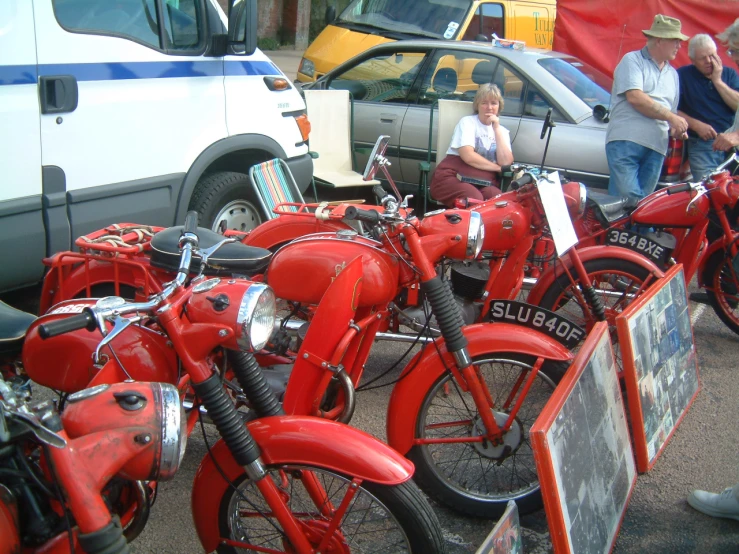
[
  {"x1": 183, "y1": 211, "x2": 199, "y2": 234},
  {"x1": 372, "y1": 184, "x2": 387, "y2": 200},
  {"x1": 510, "y1": 173, "x2": 534, "y2": 190},
  {"x1": 343, "y1": 206, "x2": 381, "y2": 224},
  {"x1": 38, "y1": 310, "x2": 96, "y2": 340},
  {"x1": 667, "y1": 183, "x2": 692, "y2": 195}
]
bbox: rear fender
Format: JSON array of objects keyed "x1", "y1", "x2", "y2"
[
  {"x1": 386, "y1": 323, "x2": 572, "y2": 455},
  {"x1": 526, "y1": 245, "x2": 664, "y2": 305},
  {"x1": 192, "y1": 416, "x2": 414, "y2": 553}
]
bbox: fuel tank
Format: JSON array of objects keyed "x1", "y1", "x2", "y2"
[
  {"x1": 23, "y1": 300, "x2": 177, "y2": 393},
  {"x1": 631, "y1": 188, "x2": 709, "y2": 227},
  {"x1": 267, "y1": 232, "x2": 399, "y2": 306},
  {"x1": 473, "y1": 199, "x2": 531, "y2": 251}
]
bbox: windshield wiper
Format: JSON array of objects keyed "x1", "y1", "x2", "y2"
[{"x1": 334, "y1": 19, "x2": 441, "y2": 40}]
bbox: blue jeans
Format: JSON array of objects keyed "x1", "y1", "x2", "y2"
[
  {"x1": 687, "y1": 136, "x2": 726, "y2": 181},
  {"x1": 606, "y1": 141, "x2": 665, "y2": 199}
]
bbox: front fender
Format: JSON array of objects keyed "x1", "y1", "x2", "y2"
[
  {"x1": 386, "y1": 323, "x2": 573, "y2": 455},
  {"x1": 192, "y1": 416, "x2": 414, "y2": 553},
  {"x1": 526, "y1": 245, "x2": 664, "y2": 305},
  {"x1": 698, "y1": 238, "x2": 730, "y2": 287}
]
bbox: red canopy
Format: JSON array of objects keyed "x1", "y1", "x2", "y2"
[{"x1": 552, "y1": 0, "x2": 739, "y2": 77}]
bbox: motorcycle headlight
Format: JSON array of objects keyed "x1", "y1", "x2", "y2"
[
  {"x1": 154, "y1": 383, "x2": 186, "y2": 481},
  {"x1": 466, "y1": 211, "x2": 485, "y2": 259},
  {"x1": 236, "y1": 284, "x2": 276, "y2": 351}
]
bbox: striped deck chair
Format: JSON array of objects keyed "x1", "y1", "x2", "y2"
[{"x1": 248, "y1": 158, "x2": 305, "y2": 218}]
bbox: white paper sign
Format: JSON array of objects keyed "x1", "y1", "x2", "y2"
[{"x1": 537, "y1": 171, "x2": 579, "y2": 256}]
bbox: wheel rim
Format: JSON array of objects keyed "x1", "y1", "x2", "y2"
[
  {"x1": 545, "y1": 267, "x2": 650, "y2": 371},
  {"x1": 212, "y1": 199, "x2": 262, "y2": 233},
  {"x1": 224, "y1": 466, "x2": 412, "y2": 553},
  {"x1": 416, "y1": 356, "x2": 557, "y2": 503}
]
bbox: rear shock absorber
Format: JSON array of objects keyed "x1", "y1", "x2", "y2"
[{"x1": 227, "y1": 350, "x2": 284, "y2": 418}]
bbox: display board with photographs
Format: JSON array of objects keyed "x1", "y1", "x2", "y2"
[
  {"x1": 475, "y1": 500, "x2": 522, "y2": 554},
  {"x1": 531, "y1": 322, "x2": 636, "y2": 554},
  {"x1": 616, "y1": 264, "x2": 700, "y2": 472}
]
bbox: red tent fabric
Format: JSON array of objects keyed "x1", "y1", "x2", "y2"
[{"x1": 552, "y1": 0, "x2": 739, "y2": 78}]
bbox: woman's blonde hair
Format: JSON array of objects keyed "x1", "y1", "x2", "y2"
[{"x1": 473, "y1": 83, "x2": 504, "y2": 114}]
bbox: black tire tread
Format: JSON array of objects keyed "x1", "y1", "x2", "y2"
[
  {"x1": 702, "y1": 249, "x2": 739, "y2": 335},
  {"x1": 188, "y1": 171, "x2": 263, "y2": 230}
]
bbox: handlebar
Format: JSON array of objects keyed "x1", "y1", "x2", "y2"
[
  {"x1": 667, "y1": 183, "x2": 692, "y2": 195},
  {"x1": 509, "y1": 173, "x2": 535, "y2": 190},
  {"x1": 38, "y1": 310, "x2": 96, "y2": 339},
  {"x1": 344, "y1": 206, "x2": 382, "y2": 224}
]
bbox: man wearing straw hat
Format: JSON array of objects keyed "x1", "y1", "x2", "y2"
[{"x1": 606, "y1": 15, "x2": 689, "y2": 199}]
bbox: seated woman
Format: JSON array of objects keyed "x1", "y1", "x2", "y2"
[{"x1": 430, "y1": 84, "x2": 513, "y2": 207}]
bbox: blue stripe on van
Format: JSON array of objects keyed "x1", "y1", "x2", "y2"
[
  {"x1": 0, "y1": 60, "x2": 279, "y2": 85},
  {"x1": 0, "y1": 65, "x2": 38, "y2": 85}
]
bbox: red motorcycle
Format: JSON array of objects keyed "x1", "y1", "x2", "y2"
[
  {"x1": 0, "y1": 373, "x2": 185, "y2": 553},
  {"x1": 20, "y1": 213, "x2": 445, "y2": 553},
  {"x1": 563, "y1": 152, "x2": 739, "y2": 335}
]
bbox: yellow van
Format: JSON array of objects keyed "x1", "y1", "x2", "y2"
[{"x1": 297, "y1": 0, "x2": 556, "y2": 83}]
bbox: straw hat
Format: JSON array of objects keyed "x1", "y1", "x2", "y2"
[{"x1": 642, "y1": 14, "x2": 689, "y2": 41}]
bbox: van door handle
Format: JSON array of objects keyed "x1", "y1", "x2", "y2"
[
  {"x1": 380, "y1": 113, "x2": 397, "y2": 123},
  {"x1": 39, "y1": 75, "x2": 78, "y2": 115}
]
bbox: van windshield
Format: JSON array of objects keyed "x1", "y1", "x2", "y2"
[
  {"x1": 537, "y1": 57, "x2": 612, "y2": 110},
  {"x1": 336, "y1": 0, "x2": 473, "y2": 39}
]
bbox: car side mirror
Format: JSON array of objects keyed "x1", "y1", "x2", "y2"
[
  {"x1": 593, "y1": 104, "x2": 610, "y2": 123},
  {"x1": 326, "y1": 6, "x2": 336, "y2": 24},
  {"x1": 474, "y1": 34, "x2": 488, "y2": 42},
  {"x1": 228, "y1": 0, "x2": 257, "y2": 56}
]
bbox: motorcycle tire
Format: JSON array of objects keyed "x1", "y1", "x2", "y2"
[
  {"x1": 536, "y1": 258, "x2": 651, "y2": 328},
  {"x1": 408, "y1": 353, "x2": 567, "y2": 518},
  {"x1": 702, "y1": 248, "x2": 739, "y2": 335},
  {"x1": 216, "y1": 464, "x2": 445, "y2": 554}
]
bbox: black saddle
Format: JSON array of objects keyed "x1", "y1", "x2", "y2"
[
  {"x1": 150, "y1": 226, "x2": 272, "y2": 276},
  {"x1": 586, "y1": 189, "x2": 639, "y2": 226},
  {"x1": 0, "y1": 300, "x2": 36, "y2": 355}
]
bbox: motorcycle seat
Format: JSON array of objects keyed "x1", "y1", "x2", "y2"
[
  {"x1": 150, "y1": 226, "x2": 272, "y2": 276},
  {"x1": 0, "y1": 300, "x2": 36, "y2": 354},
  {"x1": 586, "y1": 190, "x2": 639, "y2": 226}
]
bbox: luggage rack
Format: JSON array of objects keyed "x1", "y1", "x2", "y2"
[{"x1": 74, "y1": 223, "x2": 165, "y2": 255}]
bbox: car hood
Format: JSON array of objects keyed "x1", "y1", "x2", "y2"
[{"x1": 302, "y1": 26, "x2": 395, "y2": 77}]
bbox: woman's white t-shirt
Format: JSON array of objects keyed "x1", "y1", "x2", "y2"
[{"x1": 447, "y1": 114, "x2": 511, "y2": 163}]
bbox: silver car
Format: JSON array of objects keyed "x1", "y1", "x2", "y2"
[{"x1": 304, "y1": 39, "x2": 614, "y2": 192}]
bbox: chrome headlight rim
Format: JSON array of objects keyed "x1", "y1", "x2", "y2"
[
  {"x1": 578, "y1": 183, "x2": 587, "y2": 216},
  {"x1": 236, "y1": 284, "x2": 277, "y2": 352},
  {"x1": 466, "y1": 211, "x2": 485, "y2": 259},
  {"x1": 154, "y1": 383, "x2": 184, "y2": 481}
]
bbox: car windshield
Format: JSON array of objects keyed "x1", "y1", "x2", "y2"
[
  {"x1": 538, "y1": 57, "x2": 612, "y2": 110},
  {"x1": 337, "y1": 0, "x2": 472, "y2": 39}
]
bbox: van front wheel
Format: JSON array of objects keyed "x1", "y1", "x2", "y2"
[{"x1": 189, "y1": 171, "x2": 264, "y2": 233}]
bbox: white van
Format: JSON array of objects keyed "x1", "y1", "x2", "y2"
[{"x1": 0, "y1": 0, "x2": 312, "y2": 292}]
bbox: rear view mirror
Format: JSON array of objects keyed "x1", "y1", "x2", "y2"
[
  {"x1": 363, "y1": 135, "x2": 391, "y2": 181},
  {"x1": 326, "y1": 6, "x2": 336, "y2": 24},
  {"x1": 593, "y1": 104, "x2": 610, "y2": 123},
  {"x1": 228, "y1": 0, "x2": 257, "y2": 56}
]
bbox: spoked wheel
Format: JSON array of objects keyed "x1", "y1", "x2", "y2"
[
  {"x1": 217, "y1": 465, "x2": 443, "y2": 553},
  {"x1": 703, "y1": 248, "x2": 739, "y2": 335},
  {"x1": 408, "y1": 354, "x2": 566, "y2": 518},
  {"x1": 536, "y1": 258, "x2": 653, "y2": 370}
]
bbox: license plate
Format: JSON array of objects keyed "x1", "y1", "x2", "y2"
[
  {"x1": 605, "y1": 228, "x2": 672, "y2": 266},
  {"x1": 487, "y1": 300, "x2": 586, "y2": 349}
]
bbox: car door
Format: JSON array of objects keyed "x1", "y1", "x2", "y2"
[
  {"x1": 325, "y1": 49, "x2": 429, "y2": 184},
  {"x1": 33, "y1": 0, "x2": 225, "y2": 236},
  {"x1": 0, "y1": 0, "x2": 47, "y2": 290},
  {"x1": 399, "y1": 49, "x2": 522, "y2": 187}
]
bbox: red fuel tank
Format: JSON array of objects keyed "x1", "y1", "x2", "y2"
[
  {"x1": 631, "y1": 188, "x2": 709, "y2": 227},
  {"x1": 474, "y1": 199, "x2": 531, "y2": 251},
  {"x1": 267, "y1": 232, "x2": 400, "y2": 307},
  {"x1": 23, "y1": 300, "x2": 177, "y2": 393}
]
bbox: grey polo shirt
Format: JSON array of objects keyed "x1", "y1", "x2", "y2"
[{"x1": 606, "y1": 47, "x2": 679, "y2": 155}]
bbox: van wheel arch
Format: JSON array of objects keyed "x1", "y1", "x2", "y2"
[{"x1": 175, "y1": 135, "x2": 289, "y2": 226}]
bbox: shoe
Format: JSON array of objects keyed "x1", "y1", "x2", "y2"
[
  {"x1": 687, "y1": 487, "x2": 739, "y2": 521},
  {"x1": 689, "y1": 292, "x2": 711, "y2": 305}
]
